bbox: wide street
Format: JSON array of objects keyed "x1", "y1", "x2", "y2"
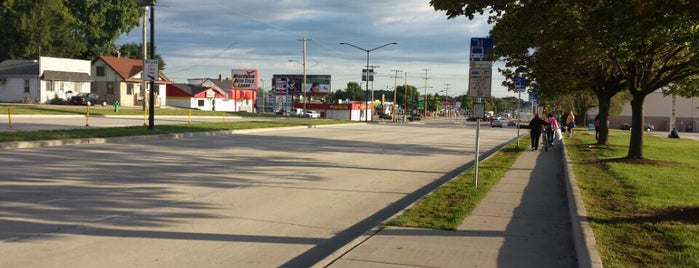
[{"x1": 0, "y1": 118, "x2": 518, "y2": 267}]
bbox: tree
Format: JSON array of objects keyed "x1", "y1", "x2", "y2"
[
  {"x1": 332, "y1": 82, "x2": 364, "y2": 102},
  {"x1": 118, "y1": 42, "x2": 166, "y2": 70},
  {"x1": 0, "y1": 0, "x2": 143, "y2": 61},
  {"x1": 430, "y1": 0, "x2": 699, "y2": 157}
]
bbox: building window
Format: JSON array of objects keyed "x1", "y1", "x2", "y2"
[
  {"x1": 107, "y1": 82, "x2": 114, "y2": 94},
  {"x1": 96, "y1": 66, "x2": 105, "y2": 77},
  {"x1": 46, "y1": 81, "x2": 53, "y2": 92},
  {"x1": 24, "y1": 80, "x2": 30, "y2": 93},
  {"x1": 127, "y1": 83, "x2": 133, "y2": 95},
  {"x1": 198, "y1": 99, "x2": 204, "y2": 106}
]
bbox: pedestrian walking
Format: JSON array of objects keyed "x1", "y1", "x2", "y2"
[
  {"x1": 566, "y1": 111, "x2": 576, "y2": 137},
  {"x1": 529, "y1": 113, "x2": 548, "y2": 151}
]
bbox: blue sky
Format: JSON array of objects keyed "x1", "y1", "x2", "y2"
[{"x1": 117, "y1": 0, "x2": 515, "y2": 98}]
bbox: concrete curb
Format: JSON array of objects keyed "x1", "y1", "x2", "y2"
[{"x1": 561, "y1": 140, "x2": 604, "y2": 268}]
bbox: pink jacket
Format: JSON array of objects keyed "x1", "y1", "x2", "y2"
[{"x1": 545, "y1": 117, "x2": 559, "y2": 131}]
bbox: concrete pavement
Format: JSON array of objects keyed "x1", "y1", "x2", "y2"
[{"x1": 319, "y1": 141, "x2": 603, "y2": 268}]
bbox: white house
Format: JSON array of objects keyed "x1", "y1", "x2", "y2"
[
  {"x1": 91, "y1": 55, "x2": 170, "y2": 107},
  {"x1": 0, "y1": 56, "x2": 91, "y2": 103}
]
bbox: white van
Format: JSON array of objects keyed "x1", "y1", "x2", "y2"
[{"x1": 290, "y1": 108, "x2": 304, "y2": 116}]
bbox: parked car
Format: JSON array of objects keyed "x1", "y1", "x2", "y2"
[
  {"x1": 305, "y1": 110, "x2": 320, "y2": 118},
  {"x1": 70, "y1": 93, "x2": 107, "y2": 106},
  {"x1": 290, "y1": 108, "x2": 304, "y2": 116},
  {"x1": 507, "y1": 119, "x2": 518, "y2": 126},
  {"x1": 619, "y1": 122, "x2": 654, "y2": 131},
  {"x1": 619, "y1": 123, "x2": 631, "y2": 130},
  {"x1": 643, "y1": 123, "x2": 655, "y2": 131},
  {"x1": 490, "y1": 117, "x2": 508, "y2": 128},
  {"x1": 407, "y1": 114, "x2": 422, "y2": 121},
  {"x1": 378, "y1": 113, "x2": 392, "y2": 120}
]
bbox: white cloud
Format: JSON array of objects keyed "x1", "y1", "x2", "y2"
[{"x1": 119, "y1": 0, "x2": 515, "y2": 97}]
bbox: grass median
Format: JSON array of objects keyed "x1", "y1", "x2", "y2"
[
  {"x1": 567, "y1": 129, "x2": 699, "y2": 267},
  {"x1": 0, "y1": 104, "x2": 351, "y2": 142},
  {"x1": 384, "y1": 139, "x2": 525, "y2": 230}
]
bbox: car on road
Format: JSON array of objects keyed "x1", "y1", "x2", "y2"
[
  {"x1": 618, "y1": 123, "x2": 631, "y2": 130},
  {"x1": 378, "y1": 113, "x2": 392, "y2": 120},
  {"x1": 70, "y1": 93, "x2": 108, "y2": 106},
  {"x1": 490, "y1": 117, "x2": 508, "y2": 128},
  {"x1": 305, "y1": 110, "x2": 320, "y2": 118}
]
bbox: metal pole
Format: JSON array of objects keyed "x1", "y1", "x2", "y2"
[
  {"x1": 517, "y1": 91, "x2": 521, "y2": 148},
  {"x1": 297, "y1": 36, "x2": 311, "y2": 112},
  {"x1": 392, "y1": 69, "x2": 401, "y2": 122},
  {"x1": 148, "y1": 4, "x2": 155, "y2": 129},
  {"x1": 339, "y1": 42, "x2": 397, "y2": 121},
  {"x1": 365, "y1": 51, "x2": 370, "y2": 122},
  {"x1": 403, "y1": 72, "x2": 407, "y2": 122},
  {"x1": 142, "y1": 6, "x2": 147, "y2": 111}
]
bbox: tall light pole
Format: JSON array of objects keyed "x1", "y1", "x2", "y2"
[
  {"x1": 297, "y1": 36, "x2": 311, "y2": 112},
  {"x1": 340, "y1": 42, "x2": 397, "y2": 122}
]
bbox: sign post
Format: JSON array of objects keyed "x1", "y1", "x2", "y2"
[{"x1": 468, "y1": 37, "x2": 494, "y2": 188}]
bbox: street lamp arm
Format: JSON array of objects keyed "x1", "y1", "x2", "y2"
[
  {"x1": 340, "y1": 42, "x2": 398, "y2": 52},
  {"x1": 339, "y1": 42, "x2": 368, "y2": 52},
  {"x1": 369, "y1": 42, "x2": 398, "y2": 52}
]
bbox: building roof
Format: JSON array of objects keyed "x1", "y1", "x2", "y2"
[
  {"x1": 0, "y1": 60, "x2": 39, "y2": 76},
  {"x1": 167, "y1": 83, "x2": 209, "y2": 97},
  {"x1": 42, "y1": 70, "x2": 92, "y2": 82},
  {"x1": 96, "y1": 55, "x2": 171, "y2": 83}
]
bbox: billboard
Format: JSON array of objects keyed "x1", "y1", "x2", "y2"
[
  {"x1": 271, "y1": 74, "x2": 331, "y2": 94},
  {"x1": 231, "y1": 69, "x2": 258, "y2": 90}
]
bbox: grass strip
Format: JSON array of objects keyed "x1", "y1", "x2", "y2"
[{"x1": 385, "y1": 139, "x2": 524, "y2": 230}]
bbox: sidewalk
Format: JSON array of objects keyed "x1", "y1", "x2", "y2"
[{"x1": 319, "y1": 143, "x2": 602, "y2": 268}]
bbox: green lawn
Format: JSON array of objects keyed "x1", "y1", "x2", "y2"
[{"x1": 565, "y1": 130, "x2": 699, "y2": 267}]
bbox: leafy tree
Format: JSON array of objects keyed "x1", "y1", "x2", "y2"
[
  {"x1": 396, "y1": 84, "x2": 419, "y2": 112},
  {"x1": 0, "y1": 0, "x2": 143, "y2": 61},
  {"x1": 333, "y1": 82, "x2": 364, "y2": 102},
  {"x1": 118, "y1": 42, "x2": 166, "y2": 70},
  {"x1": 431, "y1": 0, "x2": 699, "y2": 158}
]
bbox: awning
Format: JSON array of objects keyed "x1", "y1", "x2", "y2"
[{"x1": 41, "y1": 70, "x2": 92, "y2": 82}]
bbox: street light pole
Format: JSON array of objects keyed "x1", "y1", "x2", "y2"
[
  {"x1": 297, "y1": 36, "x2": 311, "y2": 112},
  {"x1": 340, "y1": 42, "x2": 397, "y2": 122}
]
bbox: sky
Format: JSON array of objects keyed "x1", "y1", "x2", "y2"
[{"x1": 117, "y1": 0, "x2": 517, "y2": 99}]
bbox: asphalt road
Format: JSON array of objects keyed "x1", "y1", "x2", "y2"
[{"x1": 0, "y1": 119, "x2": 518, "y2": 267}]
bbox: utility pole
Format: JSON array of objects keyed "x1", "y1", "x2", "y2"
[
  {"x1": 444, "y1": 83, "x2": 451, "y2": 117},
  {"x1": 404, "y1": 72, "x2": 408, "y2": 122},
  {"x1": 391, "y1": 69, "x2": 402, "y2": 122},
  {"x1": 141, "y1": 6, "x2": 147, "y2": 112},
  {"x1": 422, "y1": 68, "x2": 431, "y2": 116},
  {"x1": 297, "y1": 36, "x2": 312, "y2": 112}
]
